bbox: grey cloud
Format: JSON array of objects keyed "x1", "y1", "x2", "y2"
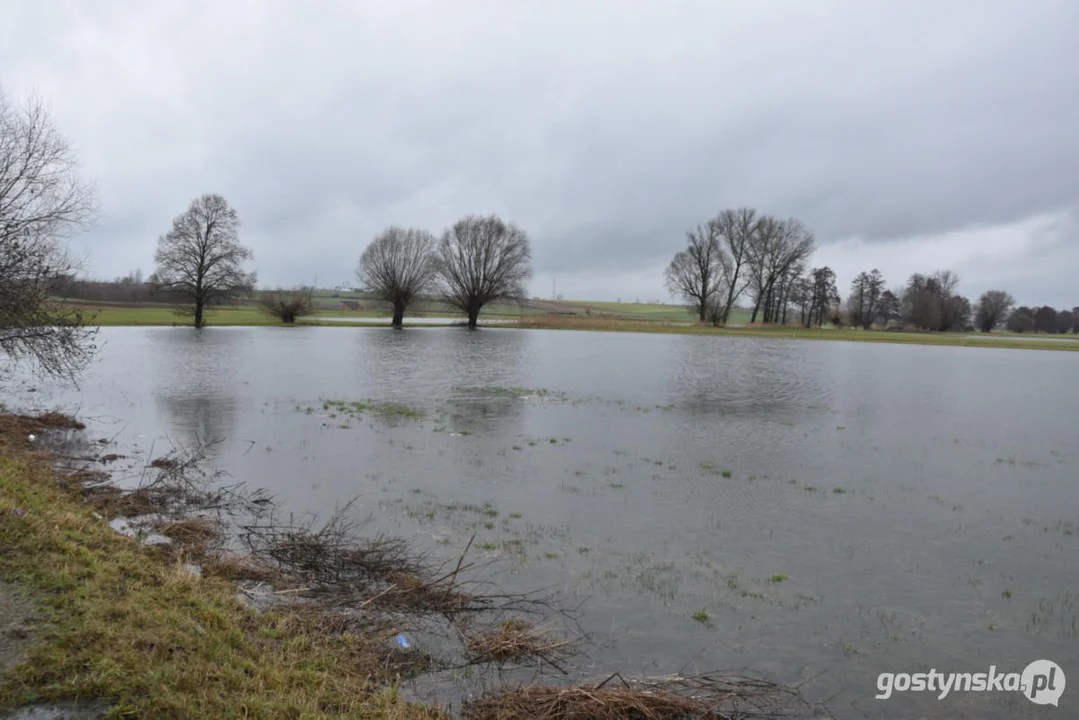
[{"x1": 2, "y1": 0, "x2": 1077, "y2": 301}]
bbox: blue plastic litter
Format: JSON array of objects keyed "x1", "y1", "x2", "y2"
[{"x1": 395, "y1": 635, "x2": 410, "y2": 649}]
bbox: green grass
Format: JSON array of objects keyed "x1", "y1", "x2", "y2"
[
  {"x1": 691, "y1": 610, "x2": 712, "y2": 624},
  {"x1": 509, "y1": 316, "x2": 1079, "y2": 352},
  {"x1": 0, "y1": 451, "x2": 441, "y2": 719},
  {"x1": 61, "y1": 300, "x2": 1079, "y2": 352},
  {"x1": 768, "y1": 574, "x2": 789, "y2": 583},
  {"x1": 320, "y1": 399, "x2": 424, "y2": 420}
]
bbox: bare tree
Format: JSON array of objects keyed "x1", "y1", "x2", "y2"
[
  {"x1": 973, "y1": 290, "x2": 1014, "y2": 332},
  {"x1": 357, "y1": 227, "x2": 437, "y2": 327},
  {"x1": 435, "y1": 214, "x2": 532, "y2": 328},
  {"x1": 805, "y1": 266, "x2": 839, "y2": 327},
  {"x1": 1056, "y1": 309, "x2": 1074, "y2": 335},
  {"x1": 149, "y1": 194, "x2": 255, "y2": 328},
  {"x1": 713, "y1": 208, "x2": 758, "y2": 325},
  {"x1": 259, "y1": 286, "x2": 314, "y2": 324},
  {"x1": 747, "y1": 217, "x2": 815, "y2": 324},
  {"x1": 875, "y1": 289, "x2": 901, "y2": 327},
  {"x1": 849, "y1": 269, "x2": 886, "y2": 329},
  {"x1": 902, "y1": 270, "x2": 966, "y2": 331},
  {"x1": 1033, "y1": 306, "x2": 1058, "y2": 333},
  {"x1": 665, "y1": 219, "x2": 730, "y2": 323},
  {"x1": 1072, "y1": 307, "x2": 1079, "y2": 334},
  {"x1": 1006, "y1": 306, "x2": 1035, "y2": 333},
  {"x1": 0, "y1": 89, "x2": 97, "y2": 378}
]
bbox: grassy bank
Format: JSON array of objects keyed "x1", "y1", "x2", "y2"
[
  {"x1": 61, "y1": 301, "x2": 1079, "y2": 352},
  {"x1": 0, "y1": 443, "x2": 443, "y2": 718},
  {"x1": 509, "y1": 314, "x2": 1079, "y2": 352}
]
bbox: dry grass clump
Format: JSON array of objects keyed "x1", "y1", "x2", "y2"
[
  {"x1": 465, "y1": 618, "x2": 574, "y2": 666},
  {"x1": 34, "y1": 412, "x2": 86, "y2": 430},
  {"x1": 240, "y1": 514, "x2": 554, "y2": 623},
  {"x1": 201, "y1": 552, "x2": 283, "y2": 583},
  {"x1": 0, "y1": 411, "x2": 85, "y2": 446},
  {"x1": 0, "y1": 451, "x2": 446, "y2": 719},
  {"x1": 83, "y1": 440, "x2": 271, "y2": 520},
  {"x1": 149, "y1": 517, "x2": 226, "y2": 557},
  {"x1": 463, "y1": 672, "x2": 811, "y2": 720}
]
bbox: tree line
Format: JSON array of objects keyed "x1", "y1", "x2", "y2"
[
  {"x1": 7, "y1": 89, "x2": 1079, "y2": 381},
  {"x1": 665, "y1": 208, "x2": 1077, "y2": 333},
  {"x1": 143, "y1": 194, "x2": 534, "y2": 328}
]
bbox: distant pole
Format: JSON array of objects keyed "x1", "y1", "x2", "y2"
[{"x1": 553, "y1": 277, "x2": 556, "y2": 300}]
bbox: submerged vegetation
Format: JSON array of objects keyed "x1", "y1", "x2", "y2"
[
  {"x1": 0, "y1": 412, "x2": 815, "y2": 718},
  {"x1": 0, "y1": 437, "x2": 442, "y2": 718}
]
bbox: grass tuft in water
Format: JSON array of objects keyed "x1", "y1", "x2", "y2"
[
  {"x1": 768, "y1": 574, "x2": 789, "y2": 583},
  {"x1": 691, "y1": 610, "x2": 712, "y2": 624}
]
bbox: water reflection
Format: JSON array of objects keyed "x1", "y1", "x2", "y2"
[
  {"x1": 6, "y1": 327, "x2": 1078, "y2": 719},
  {"x1": 668, "y1": 336, "x2": 830, "y2": 418},
  {"x1": 154, "y1": 391, "x2": 239, "y2": 446},
  {"x1": 148, "y1": 329, "x2": 244, "y2": 445}
]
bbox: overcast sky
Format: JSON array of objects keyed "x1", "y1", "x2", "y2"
[{"x1": 3, "y1": 0, "x2": 1077, "y2": 307}]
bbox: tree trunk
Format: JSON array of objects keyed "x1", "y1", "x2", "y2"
[
  {"x1": 194, "y1": 302, "x2": 204, "y2": 329},
  {"x1": 698, "y1": 300, "x2": 707, "y2": 323},
  {"x1": 392, "y1": 303, "x2": 405, "y2": 327},
  {"x1": 467, "y1": 305, "x2": 480, "y2": 328},
  {"x1": 720, "y1": 266, "x2": 742, "y2": 327},
  {"x1": 750, "y1": 296, "x2": 762, "y2": 324}
]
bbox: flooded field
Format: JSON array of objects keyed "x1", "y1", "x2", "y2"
[{"x1": 5, "y1": 326, "x2": 1077, "y2": 718}]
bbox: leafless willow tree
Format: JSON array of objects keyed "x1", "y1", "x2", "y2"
[
  {"x1": 665, "y1": 219, "x2": 730, "y2": 323},
  {"x1": 149, "y1": 194, "x2": 256, "y2": 328},
  {"x1": 435, "y1": 214, "x2": 532, "y2": 328},
  {"x1": 0, "y1": 89, "x2": 97, "y2": 378},
  {"x1": 357, "y1": 227, "x2": 437, "y2": 327},
  {"x1": 259, "y1": 286, "x2": 314, "y2": 324}
]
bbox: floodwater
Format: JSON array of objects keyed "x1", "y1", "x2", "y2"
[
  {"x1": 316, "y1": 316, "x2": 516, "y2": 325},
  {"x1": 5, "y1": 327, "x2": 1077, "y2": 719}
]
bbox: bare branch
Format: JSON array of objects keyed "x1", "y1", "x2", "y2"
[
  {"x1": 435, "y1": 215, "x2": 532, "y2": 328},
  {"x1": 665, "y1": 218, "x2": 730, "y2": 323},
  {"x1": 357, "y1": 227, "x2": 437, "y2": 327},
  {"x1": 259, "y1": 286, "x2": 314, "y2": 324},
  {"x1": 149, "y1": 194, "x2": 256, "y2": 328},
  {"x1": 0, "y1": 88, "x2": 98, "y2": 379}
]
